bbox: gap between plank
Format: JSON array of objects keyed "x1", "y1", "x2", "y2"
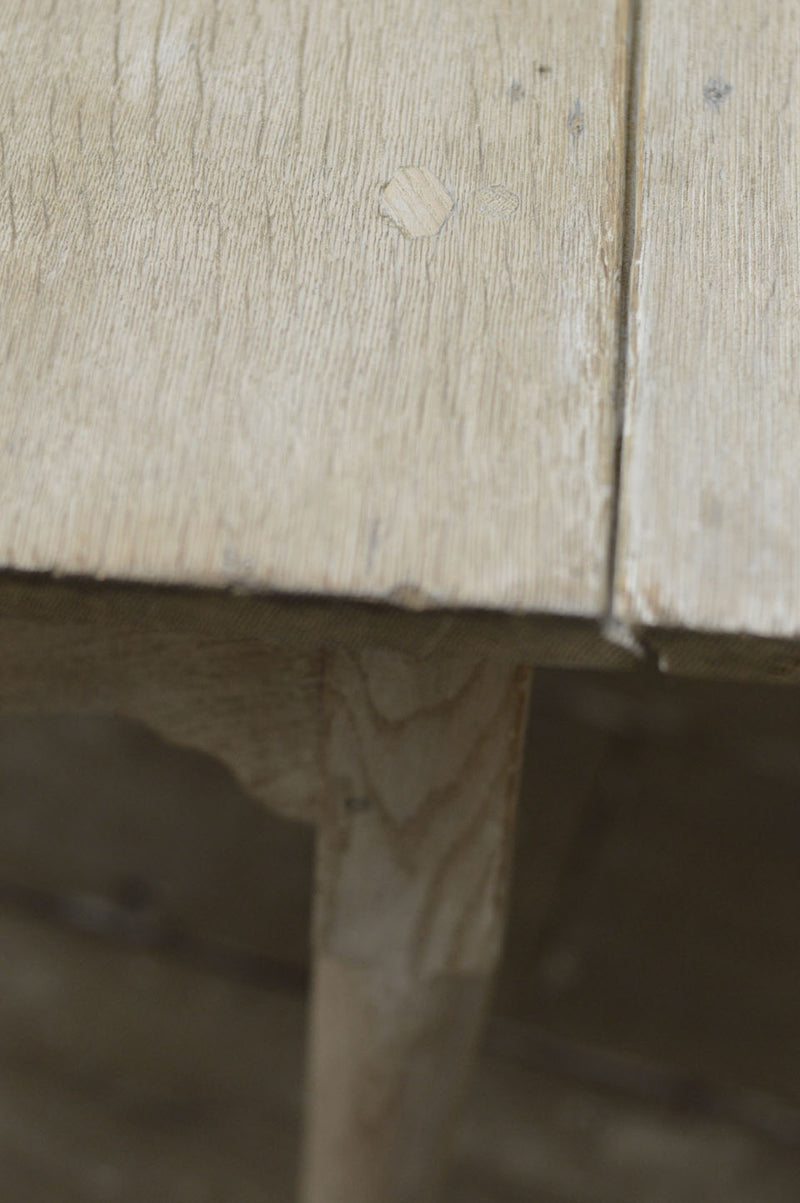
[{"x1": 604, "y1": 0, "x2": 643, "y2": 644}]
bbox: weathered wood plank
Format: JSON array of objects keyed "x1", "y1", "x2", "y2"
[
  {"x1": 1, "y1": 0, "x2": 630, "y2": 629},
  {"x1": 615, "y1": 1, "x2": 800, "y2": 648}
]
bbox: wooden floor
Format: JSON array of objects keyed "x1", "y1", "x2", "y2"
[
  {"x1": 2, "y1": 667, "x2": 800, "y2": 1198},
  {"x1": 0, "y1": 910, "x2": 798, "y2": 1202}
]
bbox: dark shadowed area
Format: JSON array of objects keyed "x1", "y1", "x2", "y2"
[{"x1": 1, "y1": 666, "x2": 800, "y2": 1198}]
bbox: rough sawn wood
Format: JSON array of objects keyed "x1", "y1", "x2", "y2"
[
  {"x1": 615, "y1": 1, "x2": 800, "y2": 647},
  {"x1": 1, "y1": 0, "x2": 629, "y2": 627}
]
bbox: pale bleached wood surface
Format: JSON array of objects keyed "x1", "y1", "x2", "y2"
[
  {"x1": 0, "y1": 0, "x2": 629, "y2": 625},
  {"x1": 614, "y1": 1, "x2": 800, "y2": 645}
]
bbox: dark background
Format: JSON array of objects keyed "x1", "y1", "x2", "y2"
[{"x1": 1, "y1": 665, "x2": 799, "y2": 1199}]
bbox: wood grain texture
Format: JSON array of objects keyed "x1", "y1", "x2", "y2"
[
  {"x1": 0, "y1": 619, "x2": 322, "y2": 822},
  {"x1": 1, "y1": 0, "x2": 629, "y2": 622},
  {"x1": 615, "y1": 1, "x2": 800, "y2": 642},
  {"x1": 303, "y1": 650, "x2": 531, "y2": 1203}
]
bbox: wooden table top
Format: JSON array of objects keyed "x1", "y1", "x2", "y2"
[
  {"x1": 1, "y1": 1, "x2": 797, "y2": 678},
  {"x1": 614, "y1": 1, "x2": 800, "y2": 677}
]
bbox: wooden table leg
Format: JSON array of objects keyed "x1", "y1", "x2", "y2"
[{"x1": 301, "y1": 648, "x2": 531, "y2": 1203}]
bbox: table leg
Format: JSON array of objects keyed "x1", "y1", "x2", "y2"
[{"x1": 301, "y1": 648, "x2": 531, "y2": 1203}]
